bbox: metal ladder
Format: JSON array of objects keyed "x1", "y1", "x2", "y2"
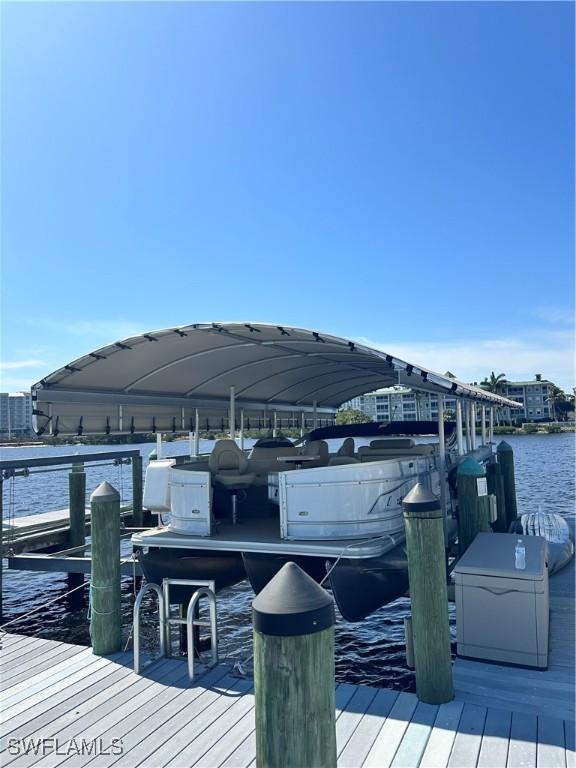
[{"x1": 134, "y1": 578, "x2": 218, "y2": 681}]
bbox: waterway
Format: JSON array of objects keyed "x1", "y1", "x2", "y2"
[{"x1": 1, "y1": 433, "x2": 574, "y2": 691}]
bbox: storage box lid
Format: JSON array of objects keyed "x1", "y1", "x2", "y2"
[{"x1": 454, "y1": 533, "x2": 547, "y2": 580}]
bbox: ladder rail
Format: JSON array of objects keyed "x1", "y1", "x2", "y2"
[
  {"x1": 186, "y1": 587, "x2": 218, "y2": 682},
  {"x1": 133, "y1": 577, "x2": 217, "y2": 681},
  {"x1": 133, "y1": 582, "x2": 166, "y2": 674}
]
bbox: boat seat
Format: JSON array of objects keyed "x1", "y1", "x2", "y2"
[
  {"x1": 247, "y1": 441, "x2": 300, "y2": 484},
  {"x1": 358, "y1": 444, "x2": 436, "y2": 461},
  {"x1": 300, "y1": 440, "x2": 329, "y2": 468},
  {"x1": 329, "y1": 437, "x2": 359, "y2": 465},
  {"x1": 208, "y1": 440, "x2": 255, "y2": 523},
  {"x1": 370, "y1": 438, "x2": 415, "y2": 449}
]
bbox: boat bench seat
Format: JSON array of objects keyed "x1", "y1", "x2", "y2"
[{"x1": 358, "y1": 443, "x2": 436, "y2": 461}]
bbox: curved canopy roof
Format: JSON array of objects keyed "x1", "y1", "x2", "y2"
[{"x1": 31, "y1": 322, "x2": 521, "y2": 436}]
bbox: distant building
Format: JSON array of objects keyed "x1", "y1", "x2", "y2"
[
  {"x1": 0, "y1": 392, "x2": 33, "y2": 436},
  {"x1": 342, "y1": 387, "x2": 458, "y2": 422},
  {"x1": 500, "y1": 377, "x2": 555, "y2": 423},
  {"x1": 341, "y1": 376, "x2": 561, "y2": 425}
]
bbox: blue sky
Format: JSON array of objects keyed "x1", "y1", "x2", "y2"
[{"x1": 1, "y1": 1, "x2": 574, "y2": 392}]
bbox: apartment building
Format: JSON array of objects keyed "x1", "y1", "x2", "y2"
[
  {"x1": 342, "y1": 376, "x2": 560, "y2": 424},
  {"x1": 343, "y1": 387, "x2": 458, "y2": 422},
  {"x1": 0, "y1": 392, "x2": 33, "y2": 436},
  {"x1": 500, "y1": 377, "x2": 555, "y2": 423}
]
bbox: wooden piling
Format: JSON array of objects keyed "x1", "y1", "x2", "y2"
[
  {"x1": 403, "y1": 484, "x2": 453, "y2": 704},
  {"x1": 497, "y1": 440, "x2": 518, "y2": 528},
  {"x1": 67, "y1": 463, "x2": 86, "y2": 596},
  {"x1": 457, "y1": 457, "x2": 491, "y2": 555},
  {"x1": 131, "y1": 454, "x2": 143, "y2": 527},
  {"x1": 90, "y1": 481, "x2": 122, "y2": 655},
  {"x1": 252, "y1": 562, "x2": 337, "y2": 768},
  {"x1": 486, "y1": 460, "x2": 507, "y2": 532},
  {"x1": 0, "y1": 475, "x2": 3, "y2": 620}
]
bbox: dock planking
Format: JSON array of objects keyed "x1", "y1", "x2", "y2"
[
  {"x1": 1, "y1": 632, "x2": 574, "y2": 767},
  {"x1": 1, "y1": 541, "x2": 574, "y2": 768}
]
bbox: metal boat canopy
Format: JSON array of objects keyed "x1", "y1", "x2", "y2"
[{"x1": 31, "y1": 322, "x2": 521, "y2": 436}]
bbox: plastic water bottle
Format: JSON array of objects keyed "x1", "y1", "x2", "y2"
[{"x1": 515, "y1": 538, "x2": 526, "y2": 570}]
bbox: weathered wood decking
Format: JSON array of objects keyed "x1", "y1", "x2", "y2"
[
  {"x1": 1, "y1": 629, "x2": 573, "y2": 768},
  {"x1": 2, "y1": 532, "x2": 574, "y2": 768}
]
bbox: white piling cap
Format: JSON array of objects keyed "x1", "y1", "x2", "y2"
[{"x1": 90, "y1": 480, "x2": 120, "y2": 502}]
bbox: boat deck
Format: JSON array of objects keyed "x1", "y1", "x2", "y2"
[
  {"x1": 1, "y1": 630, "x2": 573, "y2": 768},
  {"x1": 132, "y1": 517, "x2": 400, "y2": 559}
]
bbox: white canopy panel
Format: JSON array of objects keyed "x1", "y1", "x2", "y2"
[{"x1": 31, "y1": 322, "x2": 521, "y2": 436}]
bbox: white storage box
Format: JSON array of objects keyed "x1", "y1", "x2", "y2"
[
  {"x1": 168, "y1": 467, "x2": 212, "y2": 536},
  {"x1": 455, "y1": 533, "x2": 549, "y2": 668},
  {"x1": 143, "y1": 459, "x2": 175, "y2": 513}
]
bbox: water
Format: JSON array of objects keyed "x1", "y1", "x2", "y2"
[{"x1": 1, "y1": 433, "x2": 574, "y2": 691}]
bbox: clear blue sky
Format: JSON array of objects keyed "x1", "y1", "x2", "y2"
[{"x1": 1, "y1": 1, "x2": 574, "y2": 392}]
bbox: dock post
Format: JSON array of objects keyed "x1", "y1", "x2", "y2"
[
  {"x1": 252, "y1": 562, "x2": 336, "y2": 768},
  {"x1": 497, "y1": 440, "x2": 518, "y2": 528},
  {"x1": 457, "y1": 457, "x2": 491, "y2": 555},
  {"x1": 403, "y1": 484, "x2": 453, "y2": 704},
  {"x1": 90, "y1": 481, "x2": 122, "y2": 655},
  {"x1": 486, "y1": 459, "x2": 507, "y2": 532},
  {"x1": 0, "y1": 475, "x2": 3, "y2": 619},
  {"x1": 68, "y1": 463, "x2": 86, "y2": 598},
  {"x1": 131, "y1": 454, "x2": 143, "y2": 527}
]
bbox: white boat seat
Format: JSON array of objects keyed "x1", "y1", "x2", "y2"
[
  {"x1": 247, "y1": 441, "x2": 300, "y2": 485},
  {"x1": 370, "y1": 438, "x2": 415, "y2": 449},
  {"x1": 301, "y1": 440, "x2": 329, "y2": 468},
  {"x1": 208, "y1": 439, "x2": 255, "y2": 490},
  {"x1": 358, "y1": 444, "x2": 436, "y2": 461},
  {"x1": 338, "y1": 437, "x2": 356, "y2": 457}
]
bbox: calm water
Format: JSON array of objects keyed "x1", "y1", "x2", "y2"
[{"x1": 1, "y1": 433, "x2": 574, "y2": 690}]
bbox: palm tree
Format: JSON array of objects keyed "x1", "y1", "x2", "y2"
[
  {"x1": 480, "y1": 372, "x2": 507, "y2": 425},
  {"x1": 545, "y1": 385, "x2": 565, "y2": 422},
  {"x1": 480, "y1": 372, "x2": 507, "y2": 394}
]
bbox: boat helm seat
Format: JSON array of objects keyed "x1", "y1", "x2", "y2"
[
  {"x1": 208, "y1": 439, "x2": 255, "y2": 523},
  {"x1": 247, "y1": 439, "x2": 299, "y2": 484},
  {"x1": 300, "y1": 440, "x2": 329, "y2": 468},
  {"x1": 338, "y1": 437, "x2": 356, "y2": 457},
  {"x1": 329, "y1": 437, "x2": 359, "y2": 465}
]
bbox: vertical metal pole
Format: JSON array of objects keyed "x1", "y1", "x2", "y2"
[
  {"x1": 156, "y1": 433, "x2": 163, "y2": 459},
  {"x1": 230, "y1": 386, "x2": 236, "y2": 442},
  {"x1": 313, "y1": 401, "x2": 318, "y2": 429},
  {"x1": 132, "y1": 454, "x2": 143, "y2": 526},
  {"x1": 272, "y1": 411, "x2": 278, "y2": 438},
  {"x1": 437, "y1": 395, "x2": 447, "y2": 538},
  {"x1": 194, "y1": 408, "x2": 200, "y2": 457},
  {"x1": 489, "y1": 408, "x2": 494, "y2": 443},
  {"x1": 471, "y1": 403, "x2": 477, "y2": 451},
  {"x1": 481, "y1": 406, "x2": 487, "y2": 446},
  {"x1": 463, "y1": 402, "x2": 470, "y2": 453},
  {"x1": 188, "y1": 431, "x2": 194, "y2": 458},
  {"x1": 456, "y1": 400, "x2": 464, "y2": 456},
  {"x1": 240, "y1": 410, "x2": 245, "y2": 451},
  {"x1": 300, "y1": 411, "x2": 305, "y2": 437}
]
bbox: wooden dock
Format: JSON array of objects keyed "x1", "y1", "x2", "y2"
[
  {"x1": 2, "y1": 545, "x2": 574, "y2": 768},
  {"x1": 1, "y1": 519, "x2": 573, "y2": 767}
]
